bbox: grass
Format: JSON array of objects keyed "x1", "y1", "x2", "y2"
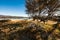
[{"x1": 0, "y1": 19, "x2": 60, "y2": 40}]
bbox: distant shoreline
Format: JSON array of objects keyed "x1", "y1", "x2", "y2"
[{"x1": 0, "y1": 17, "x2": 32, "y2": 20}]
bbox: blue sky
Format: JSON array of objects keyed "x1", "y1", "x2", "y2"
[{"x1": 0, "y1": 0, "x2": 27, "y2": 17}]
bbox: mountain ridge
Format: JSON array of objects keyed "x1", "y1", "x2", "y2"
[{"x1": 0, "y1": 15, "x2": 28, "y2": 19}]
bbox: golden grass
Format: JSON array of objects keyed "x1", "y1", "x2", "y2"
[
  {"x1": 0, "y1": 19, "x2": 59, "y2": 34},
  {"x1": 0, "y1": 19, "x2": 60, "y2": 40}
]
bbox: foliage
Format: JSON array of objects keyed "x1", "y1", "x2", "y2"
[{"x1": 26, "y1": 0, "x2": 60, "y2": 20}]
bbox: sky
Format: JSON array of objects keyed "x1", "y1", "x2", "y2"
[{"x1": 0, "y1": 0, "x2": 27, "y2": 17}]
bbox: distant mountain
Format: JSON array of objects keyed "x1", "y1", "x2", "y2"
[{"x1": 0, "y1": 15, "x2": 28, "y2": 19}]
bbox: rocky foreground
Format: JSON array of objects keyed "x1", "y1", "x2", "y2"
[{"x1": 0, "y1": 19, "x2": 60, "y2": 40}]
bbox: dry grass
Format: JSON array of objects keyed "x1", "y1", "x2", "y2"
[{"x1": 0, "y1": 19, "x2": 60, "y2": 40}]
